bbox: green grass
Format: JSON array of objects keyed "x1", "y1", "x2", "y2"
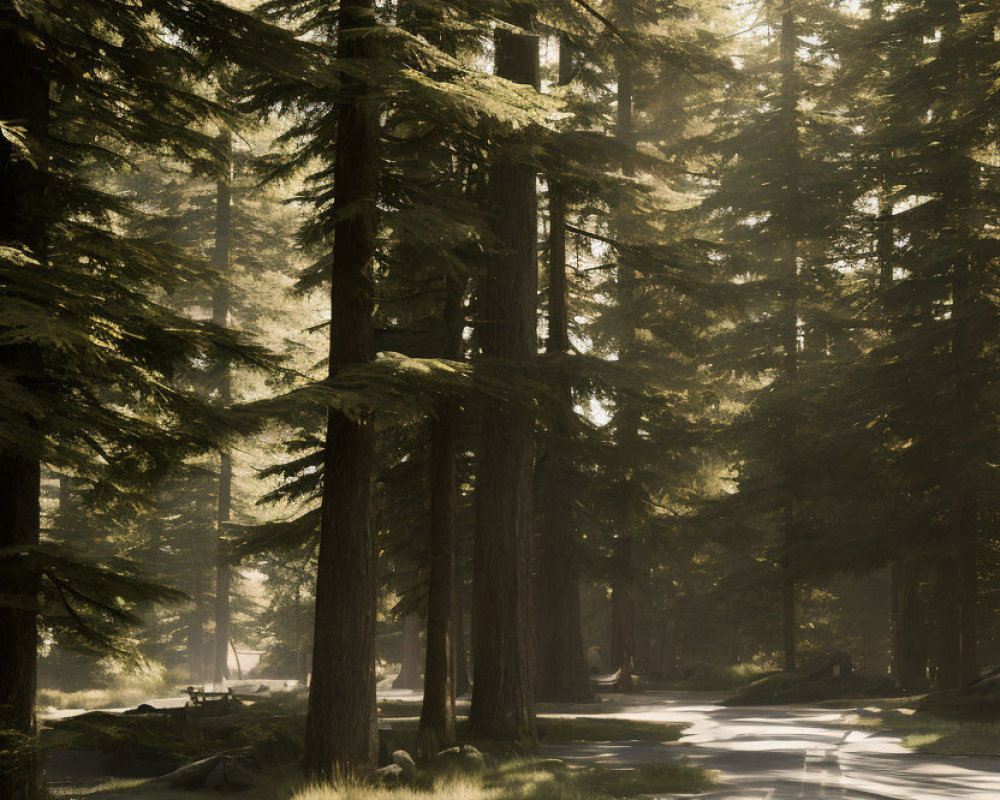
[
  {"x1": 666, "y1": 663, "x2": 775, "y2": 692},
  {"x1": 292, "y1": 758, "x2": 713, "y2": 800},
  {"x1": 849, "y1": 709, "x2": 1000, "y2": 756},
  {"x1": 378, "y1": 714, "x2": 685, "y2": 756},
  {"x1": 38, "y1": 686, "x2": 174, "y2": 711}
]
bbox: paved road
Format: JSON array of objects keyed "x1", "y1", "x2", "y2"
[{"x1": 541, "y1": 692, "x2": 1000, "y2": 800}]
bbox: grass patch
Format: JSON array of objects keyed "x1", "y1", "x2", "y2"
[
  {"x1": 48, "y1": 777, "x2": 149, "y2": 797},
  {"x1": 665, "y1": 663, "x2": 774, "y2": 692},
  {"x1": 38, "y1": 686, "x2": 173, "y2": 712},
  {"x1": 574, "y1": 762, "x2": 715, "y2": 796},
  {"x1": 377, "y1": 701, "x2": 425, "y2": 719},
  {"x1": 292, "y1": 758, "x2": 713, "y2": 800},
  {"x1": 535, "y1": 716, "x2": 684, "y2": 744},
  {"x1": 850, "y1": 709, "x2": 1000, "y2": 756}
]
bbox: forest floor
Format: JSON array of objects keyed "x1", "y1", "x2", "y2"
[{"x1": 45, "y1": 690, "x2": 1000, "y2": 799}]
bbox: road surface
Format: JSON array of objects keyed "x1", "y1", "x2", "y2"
[{"x1": 541, "y1": 692, "x2": 1000, "y2": 799}]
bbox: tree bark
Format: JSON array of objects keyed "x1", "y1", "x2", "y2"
[
  {"x1": 469, "y1": 5, "x2": 539, "y2": 745},
  {"x1": 0, "y1": 7, "x2": 48, "y2": 797},
  {"x1": 303, "y1": 0, "x2": 379, "y2": 777},
  {"x1": 934, "y1": 1, "x2": 978, "y2": 689},
  {"x1": 418, "y1": 273, "x2": 463, "y2": 756},
  {"x1": 189, "y1": 575, "x2": 207, "y2": 683},
  {"x1": 212, "y1": 130, "x2": 233, "y2": 687},
  {"x1": 394, "y1": 614, "x2": 423, "y2": 690},
  {"x1": 777, "y1": 0, "x2": 801, "y2": 674},
  {"x1": 892, "y1": 559, "x2": 927, "y2": 690},
  {"x1": 533, "y1": 35, "x2": 593, "y2": 705},
  {"x1": 609, "y1": 0, "x2": 640, "y2": 691}
]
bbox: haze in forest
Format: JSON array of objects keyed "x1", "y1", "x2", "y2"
[{"x1": 2, "y1": 0, "x2": 1000, "y2": 799}]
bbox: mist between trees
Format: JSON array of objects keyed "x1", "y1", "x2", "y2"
[{"x1": 2, "y1": 0, "x2": 1000, "y2": 796}]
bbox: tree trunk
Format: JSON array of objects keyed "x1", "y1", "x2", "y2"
[
  {"x1": 610, "y1": 535, "x2": 635, "y2": 688},
  {"x1": 189, "y1": 575, "x2": 208, "y2": 683},
  {"x1": 0, "y1": 452, "x2": 41, "y2": 800},
  {"x1": 0, "y1": 9, "x2": 48, "y2": 797},
  {"x1": 469, "y1": 5, "x2": 539, "y2": 744},
  {"x1": 212, "y1": 130, "x2": 233, "y2": 688},
  {"x1": 533, "y1": 35, "x2": 592, "y2": 705},
  {"x1": 892, "y1": 559, "x2": 927, "y2": 690},
  {"x1": 609, "y1": 0, "x2": 640, "y2": 692},
  {"x1": 303, "y1": 0, "x2": 379, "y2": 777},
  {"x1": 394, "y1": 614, "x2": 423, "y2": 690},
  {"x1": 777, "y1": 1, "x2": 801, "y2": 674},
  {"x1": 418, "y1": 273, "x2": 463, "y2": 755},
  {"x1": 455, "y1": 601, "x2": 471, "y2": 696},
  {"x1": 936, "y1": 3, "x2": 978, "y2": 689}
]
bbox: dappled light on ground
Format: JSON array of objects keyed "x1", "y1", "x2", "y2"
[{"x1": 543, "y1": 692, "x2": 1000, "y2": 799}]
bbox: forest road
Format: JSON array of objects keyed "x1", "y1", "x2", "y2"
[{"x1": 540, "y1": 691, "x2": 1000, "y2": 800}]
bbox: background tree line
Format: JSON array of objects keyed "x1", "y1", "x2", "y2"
[{"x1": 3, "y1": 0, "x2": 1000, "y2": 796}]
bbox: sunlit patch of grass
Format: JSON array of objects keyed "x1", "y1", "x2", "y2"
[
  {"x1": 38, "y1": 686, "x2": 170, "y2": 711},
  {"x1": 575, "y1": 762, "x2": 715, "y2": 796},
  {"x1": 668, "y1": 663, "x2": 775, "y2": 692},
  {"x1": 377, "y1": 701, "x2": 425, "y2": 718},
  {"x1": 292, "y1": 759, "x2": 714, "y2": 800},
  {"x1": 48, "y1": 777, "x2": 149, "y2": 797},
  {"x1": 294, "y1": 776, "x2": 492, "y2": 800},
  {"x1": 535, "y1": 716, "x2": 684, "y2": 743},
  {"x1": 849, "y1": 709, "x2": 1000, "y2": 755}
]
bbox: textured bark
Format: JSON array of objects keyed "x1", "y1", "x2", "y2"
[
  {"x1": 777, "y1": 2, "x2": 801, "y2": 674},
  {"x1": 0, "y1": 8, "x2": 47, "y2": 797},
  {"x1": 418, "y1": 274, "x2": 463, "y2": 755},
  {"x1": 533, "y1": 35, "x2": 592, "y2": 706},
  {"x1": 891, "y1": 559, "x2": 927, "y2": 690},
  {"x1": 303, "y1": 0, "x2": 379, "y2": 777},
  {"x1": 609, "y1": 3, "x2": 640, "y2": 691},
  {"x1": 0, "y1": 452, "x2": 41, "y2": 800},
  {"x1": 610, "y1": 535, "x2": 635, "y2": 687},
  {"x1": 935, "y1": 3, "x2": 979, "y2": 688},
  {"x1": 212, "y1": 130, "x2": 233, "y2": 687},
  {"x1": 469, "y1": 5, "x2": 538, "y2": 744},
  {"x1": 189, "y1": 575, "x2": 208, "y2": 683},
  {"x1": 394, "y1": 614, "x2": 423, "y2": 690}
]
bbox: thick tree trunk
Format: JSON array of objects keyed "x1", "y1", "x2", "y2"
[
  {"x1": 891, "y1": 559, "x2": 927, "y2": 690},
  {"x1": 0, "y1": 452, "x2": 41, "y2": 800},
  {"x1": 455, "y1": 601, "x2": 471, "y2": 696},
  {"x1": 533, "y1": 35, "x2": 592, "y2": 704},
  {"x1": 609, "y1": 0, "x2": 640, "y2": 694},
  {"x1": 303, "y1": 0, "x2": 379, "y2": 777},
  {"x1": 394, "y1": 614, "x2": 423, "y2": 690},
  {"x1": 0, "y1": 9, "x2": 48, "y2": 798},
  {"x1": 610, "y1": 535, "x2": 636, "y2": 688},
  {"x1": 777, "y1": 1, "x2": 801, "y2": 674},
  {"x1": 212, "y1": 131, "x2": 233, "y2": 687},
  {"x1": 938, "y1": 4, "x2": 978, "y2": 688},
  {"x1": 469, "y1": 6, "x2": 539, "y2": 744},
  {"x1": 418, "y1": 273, "x2": 463, "y2": 755},
  {"x1": 189, "y1": 576, "x2": 208, "y2": 683}
]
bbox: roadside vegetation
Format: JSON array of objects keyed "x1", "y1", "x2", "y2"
[
  {"x1": 292, "y1": 760, "x2": 713, "y2": 800},
  {"x1": 850, "y1": 709, "x2": 1000, "y2": 756}
]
